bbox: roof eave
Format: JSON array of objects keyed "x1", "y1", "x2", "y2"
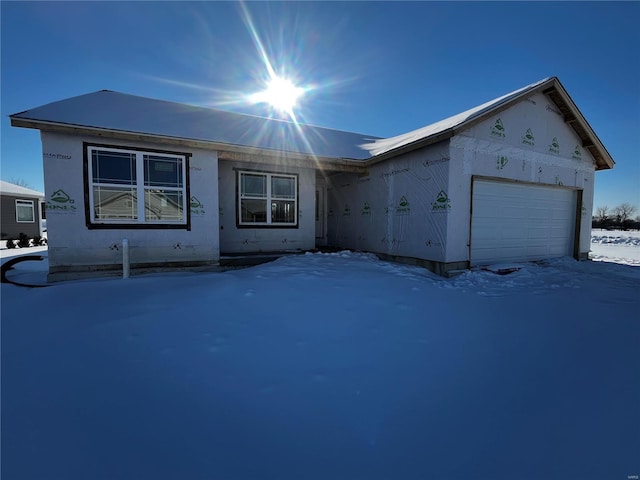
[
  {"x1": 0, "y1": 191, "x2": 44, "y2": 199},
  {"x1": 364, "y1": 129, "x2": 455, "y2": 166},
  {"x1": 541, "y1": 80, "x2": 614, "y2": 171},
  {"x1": 10, "y1": 117, "x2": 368, "y2": 173}
]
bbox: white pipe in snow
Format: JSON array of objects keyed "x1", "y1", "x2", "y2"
[{"x1": 122, "y1": 239, "x2": 130, "y2": 279}]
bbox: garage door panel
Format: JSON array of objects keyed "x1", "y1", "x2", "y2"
[
  {"x1": 552, "y1": 211, "x2": 572, "y2": 221},
  {"x1": 548, "y1": 246, "x2": 567, "y2": 256},
  {"x1": 502, "y1": 205, "x2": 528, "y2": 218},
  {"x1": 528, "y1": 208, "x2": 550, "y2": 220},
  {"x1": 503, "y1": 229, "x2": 527, "y2": 240},
  {"x1": 474, "y1": 245, "x2": 525, "y2": 260},
  {"x1": 528, "y1": 228, "x2": 549, "y2": 239},
  {"x1": 471, "y1": 180, "x2": 577, "y2": 265},
  {"x1": 527, "y1": 244, "x2": 552, "y2": 256},
  {"x1": 500, "y1": 246, "x2": 527, "y2": 256}
]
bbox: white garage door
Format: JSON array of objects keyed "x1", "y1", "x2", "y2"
[{"x1": 471, "y1": 179, "x2": 577, "y2": 266}]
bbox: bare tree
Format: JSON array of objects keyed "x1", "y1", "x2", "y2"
[
  {"x1": 614, "y1": 203, "x2": 637, "y2": 230},
  {"x1": 8, "y1": 178, "x2": 31, "y2": 188},
  {"x1": 595, "y1": 206, "x2": 610, "y2": 228}
]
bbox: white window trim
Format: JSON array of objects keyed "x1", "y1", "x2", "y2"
[
  {"x1": 15, "y1": 199, "x2": 35, "y2": 223},
  {"x1": 87, "y1": 145, "x2": 187, "y2": 225},
  {"x1": 238, "y1": 170, "x2": 298, "y2": 227}
]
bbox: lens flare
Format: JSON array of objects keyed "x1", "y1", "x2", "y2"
[
  {"x1": 249, "y1": 75, "x2": 305, "y2": 117},
  {"x1": 141, "y1": 1, "x2": 361, "y2": 170},
  {"x1": 239, "y1": 2, "x2": 307, "y2": 120}
]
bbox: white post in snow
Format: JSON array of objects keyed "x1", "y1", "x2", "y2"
[{"x1": 122, "y1": 238, "x2": 130, "y2": 279}]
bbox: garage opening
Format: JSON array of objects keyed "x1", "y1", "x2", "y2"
[{"x1": 470, "y1": 178, "x2": 579, "y2": 266}]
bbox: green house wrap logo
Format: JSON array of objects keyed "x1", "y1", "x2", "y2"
[
  {"x1": 549, "y1": 137, "x2": 560, "y2": 155},
  {"x1": 361, "y1": 202, "x2": 371, "y2": 216},
  {"x1": 51, "y1": 189, "x2": 72, "y2": 203},
  {"x1": 522, "y1": 128, "x2": 535, "y2": 146},
  {"x1": 490, "y1": 119, "x2": 506, "y2": 138},
  {"x1": 190, "y1": 196, "x2": 205, "y2": 215},
  {"x1": 343, "y1": 204, "x2": 351, "y2": 216},
  {"x1": 432, "y1": 190, "x2": 451, "y2": 212},
  {"x1": 496, "y1": 156, "x2": 509, "y2": 170},
  {"x1": 46, "y1": 189, "x2": 76, "y2": 213},
  {"x1": 328, "y1": 207, "x2": 335, "y2": 217},
  {"x1": 396, "y1": 196, "x2": 410, "y2": 214},
  {"x1": 572, "y1": 145, "x2": 582, "y2": 160}
]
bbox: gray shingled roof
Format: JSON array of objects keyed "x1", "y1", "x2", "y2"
[
  {"x1": 10, "y1": 90, "x2": 380, "y2": 160},
  {"x1": 9, "y1": 77, "x2": 614, "y2": 169},
  {"x1": 0, "y1": 180, "x2": 44, "y2": 198}
]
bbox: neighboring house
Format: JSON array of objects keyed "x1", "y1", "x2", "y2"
[
  {"x1": 0, "y1": 180, "x2": 44, "y2": 240},
  {"x1": 10, "y1": 77, "x2": 613, "y2": 280}
]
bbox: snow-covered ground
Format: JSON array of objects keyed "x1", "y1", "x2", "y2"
[
  {"x1": 590, "y1": 229, "x2": 640, "y2": 266},
  {"x1": 1, "y1": 239, "x2": 639, "y2": 480}
]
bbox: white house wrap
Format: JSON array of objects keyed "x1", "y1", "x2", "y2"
[{"x1": 10, "y1": 77, "x2": 613, "y2": 280}]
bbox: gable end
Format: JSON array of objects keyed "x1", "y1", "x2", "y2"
[{"x1": 543, "y1": 85, "x2": 614, "y2": 171}]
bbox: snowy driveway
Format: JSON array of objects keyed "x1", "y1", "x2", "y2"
[{"x1": 2, "y1": 252, "x2": 639, "y2": 480}]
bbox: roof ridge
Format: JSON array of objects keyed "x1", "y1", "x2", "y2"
[
  {"x1": 85, "y1": 90, "x2": 381, "y2": 139},
  {"x1": 360, "y1": 77, "x2": 556, "y2": 156}
]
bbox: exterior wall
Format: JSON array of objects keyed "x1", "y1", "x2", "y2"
[
  {"x1": 446, "y1": 92, "x2": 596, "y2": 263},
  {"x1": 218, "y1": 159, "x2": 316, "y2": 253},
  {"x1": 1, "y1": 193, "x2": 42, "y2": 239},
  {"x1": 327, "y1": 141, "x2": 451, "y2": 263},
  {"x1": 41, "y1": 132, "x2": 219, "y2": 276}
]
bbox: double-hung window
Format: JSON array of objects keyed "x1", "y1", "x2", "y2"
[
  {"x1": 87, "y1": 145, "x2": 188, "y2": 227},
  {"x1": 238, "y1": 171, "x2": 298, "y2": 227},
  {"x1": 16, "y1": 199, "x2": 35, "y2": 223}
]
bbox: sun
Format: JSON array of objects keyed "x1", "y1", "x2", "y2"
[
  {"x1": 264, "y1": 76, "x2": 304, "y2": 113},
  {"x1": 249, "y1": 75, "x2": 304, "y2": 117}
]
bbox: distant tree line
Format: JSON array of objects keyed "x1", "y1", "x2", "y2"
[{"x1": 592, "y1": 203, "x2": 639, "y2": 230}]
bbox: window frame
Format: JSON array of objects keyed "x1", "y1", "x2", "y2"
[
  {"x1": 237, "y1": 169, "x2": 299, "y2": 228},
  {"x1": 15, "y1": 199, "x2": 35, "y2": 223},
  {"x1": 83, "y1": 143, "x2": 191, "y2": 230}
]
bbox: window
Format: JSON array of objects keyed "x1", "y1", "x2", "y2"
[
  {"x1": 238, "y1": 171, "x2": 298, "y2": 227},
  {"x1": 87, "y1": 145, "x2": 188, "y2": 227},
  {"x1": 16, "y1": 199, "x2": 35, "y2": 223}
]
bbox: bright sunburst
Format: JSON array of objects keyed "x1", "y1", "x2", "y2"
[
  {"x1": 249, "y1": 75, "x2": 304, "y2": 117},
  {"x1": 239, "y1": 2, "x2": 308, "y2": 120}
]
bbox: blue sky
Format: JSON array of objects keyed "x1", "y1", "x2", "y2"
[{"x1": 2, "y1": 1, "x2": 638, "y2": 212}]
